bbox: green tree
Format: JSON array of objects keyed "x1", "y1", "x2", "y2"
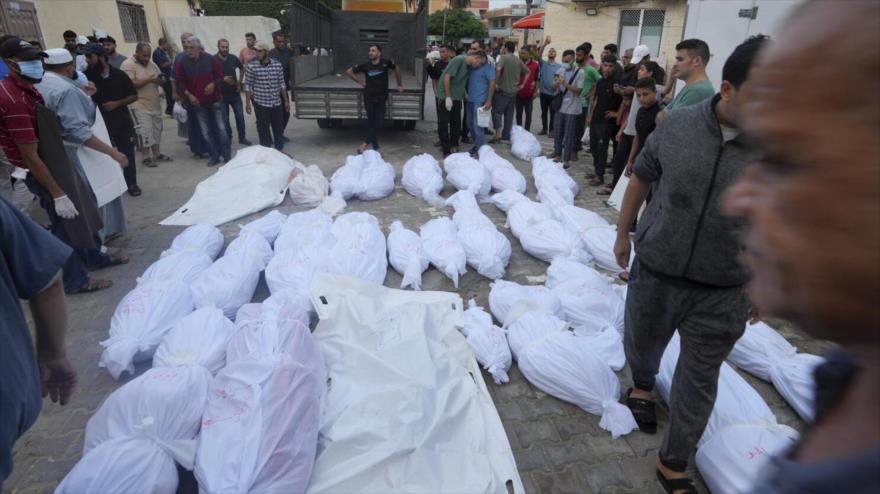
[{"x1": 427, "y1": 8, "x2": 487, "y2": 42}]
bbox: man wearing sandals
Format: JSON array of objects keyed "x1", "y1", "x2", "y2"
[
  {"x1": 613, "y1": 37, "x2": 767, "y2": 493},
  {"x1": 122, "y1": 42, "x2": 173, "y2": 171}
]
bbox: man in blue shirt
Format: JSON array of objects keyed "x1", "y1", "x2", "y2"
[
  {"x1": 465, "y1": 51, "x2": 495, "y2": 155},
  {"x1": 152, "y1": 37, "x2": 174, "y2": 115},
  {"x1": 0, "y1": 196, "x2": 77, "y2": 483},
  {"x1": 537, "y1": 38, "x2": 560, "y2": 135}
]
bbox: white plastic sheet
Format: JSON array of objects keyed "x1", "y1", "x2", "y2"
[
  {"x1": 506, "y1": 311, "x2": 638, "y2": 438},
  {"x1": 273, "y1": 209, "x2": 336, "y2": 254},
  {"x1": 657, "y1": 333, "x2": 780, "y2": 447},
  {"x1": 305, "y1": 273, "x2": 523, "y2": 493},
  {"x1": 518, "y1": 217, "x2": 587, "y2": 264},
  {"x1": 239, "y1": 209, "x2": 286, "y2": 245},
  {"x1": 532, "y1": 156, "x2": 579, "y2": 201},
  {"x1": 696, "y1": 423, "x2": 799, "y2": 494},
  {"x1": 329, "y1": 151, "x2": 395, "y2": 202},
  {"x1": 153, "y1": 307, "x2": 235, "y2": 374},
  {"x1": 488, "y1": 279, "x2": 563, "y2": 327},
  {"x1": 77, "y1": 110, "x2": 128, "y2": 207},
  {"x1": 265, "y1": 249, "x2": 327, "y2": 296},
  {"x1": 510, "y1": 125, "x2": 542, "y2": 161},
  {"x1": 387, "y1": 221, "x2": 429, "y2": 290},
  {"x1": 546, "y1": 258, "x2": 626, "y2": 334},
  {"x1": 420, "y1": 217, "x2": 467, "y2": 288},
  {"x1": 478, "y1": 145, "x2": 526, "y2": 194},
  {"x1": 505, "y1": 198, "x2": 555, "y2": 238},
  {"x1": 224, "y1": 229, "x2": 274, "y2": 269},
  {"x1": 190, "y1": 231, "x2": 271, "y2": 319},
  {"x1": 57, "y1": 367, "x2": 212, "y2": 494},
  {"x1": 582, "y1": 226, "x2": 633, "y2": 273},
  {"x1": 140, "y1": 251, "x2": 213, "y2": 285},
  {"x1": 443, "y1": 152, "x2": 491, "y2": 200},
  {"x1": 161, "y1": 146, "x2": 294, "y2": 226},
  {"x1": 195, "y1": 353, "x2": 324, "y2": 493},
  {"x1": 100, "y1": 280, "x2": 194, "y2": 380},
  {"x1": 321, "y1": 212, "x2": 387, "y2": 285},
  {"x1": 288, "y1": 163, "x2": 330, "y2": 206},
  {"x1": 490, "y1": 189, "x2": 530, "y2": 213},
  {"x1": 461, "y1": 299, "x2": 511, "y2": 384},
  {"x1": 226, "y1": 295, "x2": 313, "y2": 363},
  {"x1": 401, "y1": 153, "x2": 445, "y2": 206},
  {"x1": 447, "y1": 191, "x2": 511, "y2": 280},
  {"x1": 165, "y1": 223, "x2": 225, "y2": 260},
  {"x1": 729, "y1": 321, "x2": 823, "y2": 421}
]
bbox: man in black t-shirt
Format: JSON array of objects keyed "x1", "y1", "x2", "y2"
[
  {"x1": 216, "y1": 38, "x2": 251, "y2": 145},
  {"x1": 269, "y1": 32, "x2": 295, "y2": 136},
  {"x1": 625, "y1": 77, "x2": 661, "y2": 175},
  {"x1": 345, "y1": 44, "x2": 403, "y2": 153},
  {"x1": 588, "y1": 55, "x2": 623, "y2": 186}
]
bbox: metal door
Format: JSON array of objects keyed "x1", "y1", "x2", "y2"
[{"x1": 0, "y1": 0, "x2": 44, "y2": 47}]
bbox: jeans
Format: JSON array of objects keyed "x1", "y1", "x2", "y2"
[
  {"x1": 466, "y1": 101, "x2": 486, "y2": 151},
  {"x1": 437, "y1": 99, "x2": 462, "y2": 154},
  {"x1": 110, "y1": 133, "x2": 136, "y2": 188},
  {"x1": 163, "y1": 79, "x2": 174, "y2": 114},
  {"x1": 624, "y1": 259, "x2": 749, "y2": 471},
  {"x1": 515, "y1": 96, "x2": 534, "y2": 132},
  {"x1": 254, "y1": 103, "x2": 285, "y2": 151},
  {"x1": 24, "y1": 176, "x2": 93, "y2": 293},
  {"x1": 539, "y1": 93, "x2": 555, "y2": 132},
  {"x1": 491, "y1": 92, "x2": 515, "y2": 140},
  {"x1": 553, "y1": 112, "x2": 579, "y2": 162},
  {"x1": 221, "y1": 95, "x2": 247, "y2": 143},
  {"x1": 364, "y1": 97, "x2": 386, "y2": 150},
  {"x1": 611, "y1": 133, "x2": 633, "y2": 188},
  {"x1": 195, "y1": 102, "x2": 231, "y2": 162},
  {"x1": 589, "y1": 118, "x2": 616, "y2": 178}
]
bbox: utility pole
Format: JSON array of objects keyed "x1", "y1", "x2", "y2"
[
  {"x1": 442, "y1": 9, "x2": 448, "y2": 43},
  {"x1": 523, "y1": 0, "x2": 532, "y2": 46}
]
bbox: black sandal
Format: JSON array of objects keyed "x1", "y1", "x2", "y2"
[
  {"x1": 625, "y1": 387, "x2": 658, "y2": 434},
  {"x1": 69, "y1": 278, "x2": 113, "y2": 294},
  {"x1": 656, "y1": 469, "x2": 697, "y2": 494}
]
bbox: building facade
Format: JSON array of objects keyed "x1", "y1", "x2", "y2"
[
  {"x1": 428, "y1": 0, "x2": 489, "y2": 18},
  {"x1": 542, "y1": 0, "x2": 686, "y2": 71},
  {"x1": 484, "y1": 3, "x2": 544, "y2": 47}
]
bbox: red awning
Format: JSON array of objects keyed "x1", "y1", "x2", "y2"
[{"x1": 512, "y1": 11, "x2": 544, "y2": 30}]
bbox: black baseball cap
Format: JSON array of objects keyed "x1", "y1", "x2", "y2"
[
  {"x1": 100, "y1": 36, "x2": 116, "y2": 44},
  {"x1": 0, "y1": 37, "x2": 47, "y2": 60},
  {"x1": 83, "y1": 42, "x2": 106, "y2": 55}
]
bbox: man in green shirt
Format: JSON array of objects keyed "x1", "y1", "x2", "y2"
[
  {"x1": 490, "y1": 40, "x2": 528, "y2": 143},
  {"x1": 437, "y1": 46, "x2": 470, "y2": 156},
  {"x1": 658, "y1": 38, "x2": 714, "y2": 123},
  {"x1": 574, "y1": 42, "x2": 601, "y2": 159}
]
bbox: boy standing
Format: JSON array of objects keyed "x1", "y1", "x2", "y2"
[{"x1": 625, "y1": 78, "x2": 661, "y2": 175}]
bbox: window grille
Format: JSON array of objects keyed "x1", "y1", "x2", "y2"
[
  {"x1": 117, "y1": 1, "x2": 149, "y2": 43},
  {"x1": 618, "y1": 9, "x2": 664, "y2": 60}
]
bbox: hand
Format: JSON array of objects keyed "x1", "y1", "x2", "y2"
[
  {"x1": 153, "y1": 75, "x2": 164, "y2": 85},
  {"x1": 187, "y1": 93, "x2": 200, "y2": 108},
  {"x1": 223, "y1": 76, "x2": 235, "y2": 85},
  {"x1": 625, "y1": 161, "x2": 633, "y2": 177},
  {"x1": 204, "y1": 82, "x2": 215, "y2": 95},
  {"x1": 358, "y1": 80, "x2": 366, "y2": 88},
  {"x1": 748, "y1": 307, "x2": 761, "y2": 325},
  {"x1": 482, "y1": 103, "x2": 492, "y2": 111},
  {"x1": 81, "y1": 82, "x2": 97, "y2": 97},
  {"x1": 614, "y1": 233, "x2": 632, "y2": 270},
  {"x1": 112, "y1": 151, "x2": 128, "y2": 168},
  {"x1": 284, "y1": 100, "x2": 290, "y2": 113},
  {"x1": 615, "y1": 130, "x2": 623, "y2": 142},
  {"x1": 101, "y1": 101, "x2": 119, "y2": 112},
  {"x1": 39, "y1": 355, "x2": 77, "y2": 406},
  {"x1": 53, "y1": 195, "x2": 79, "y2": 219},
  {"x1": 604, "y1": 110, "x2": 617, "y2": 119},
  {"x1": 397, "y1": 85, "x2": 404, "y2": 93},
  {"x1": 445, "y1": 97, "x2": 453, "y2": 111},
  {"x1": 245, "y1": 103, "x2": 252, "y2": 115}
]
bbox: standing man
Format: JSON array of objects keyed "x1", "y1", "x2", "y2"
[
  {"x1": 239, "y1": 33, "x2": 257, "y2": 68},
  {"x1": 658, "y1": 38, "x2": 713, "y2": 122},
  {"x1": 175, "y1": 36, "x2": 230, "y2": 166},
  {"x1": 573, "y1": 42, "x2": 601, "y2": 159},
  {"x1": 514, "y1": 45, "x2": 539, "y2": 132},
  {"x1": 436, "y1": 45, "x2": 468, "y2": 157},
  {"x1": 244, "y1": 42, "x2": 289, "y2": 151},
  {"x1": 84, "y1": 43, "x2": 140, "y2": 198},
  {"x1": 152, "y1": 37, "x2": 174, "y2": 115},
  {"x1": 63, "y1": 30, "x2": 78, "y2": 60},
  {"x1": 345, "y1": 44, "x2": 403, "y2": 154},
  {"x1": 490, "y1": 41, "x2": 527, "y2": 144},
  {"x1": 0, "y1": 196, "x2": 78, "y2": 485},
  {"x1": 587, "y1": 55, "x2": 622, "y2": 186},
  {"x1": 100, "y1": 36, "x2": 127, "y2": 69},
  {"x1": 122, "y1": 43, "x2": 171, "y2": 169},
  {"x1": 548, "y1": 49, "x2": 583, "y2": 169},
  {"x1": 464, "y1": 51, "x2": 495, "y2": 156},
  {"x1": 425, "y1": 44, "x2": 450, "y2": 148},
  {"x1": 460, "y1": 40, "x2": 489, "y2": 145},
  {"x1": 536, "y1": 37, "x2": 560, "y2": 136},
  {"x1": 216, "y1": 38, "x2": 251, "y2": 146},
  {"x1": 0, "y1": 38, "x2": 112, "y2": 293},
  {"x1": 613, "y1": 37, "x2": 767, "y2": 492},
  {"x1": 268, "y1": 32, "x2": 295, "y2": 139}
]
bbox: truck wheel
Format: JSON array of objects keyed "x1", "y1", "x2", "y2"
[
  {"x1": 317, "y1": 119, "x2": 331, "y2": 129},
  {"x1": 404, "y1": 120, "x2": 416, "y2": 131},
  {"x1": 393, "y1": 120, "x2": 405, "y2": 130},
  {"x1": 330, "y1": 118, "x2": 343, "y2": 128}
]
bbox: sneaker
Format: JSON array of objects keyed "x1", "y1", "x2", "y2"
[
  {"x1": 283, "y1": 136, "x2": 291, "y2": 142},
  {"x1": 127, "y1": 185, "x2": 142, "y2": 197},
  {"x1": 433, "y1": 140, "x2": 442, "y2": 147},
  {"x1": 207, "y1": 158, "x2": 220, "y2": 167},
  {"x1": 239, "y1": 139, "x2": 253, "y2": 146},
  {"x1": 468, "y1": 147, "x2": 478, "y2": 157},
  {"x1": 537, "y1": 129, "x2": 547, "y2": 136},
  {"x1": 461, "y1": 136, "x2": 472, "y2": 144},
  {"x1": 143, "y1": 158, "x2": 157, "y2": 168}
]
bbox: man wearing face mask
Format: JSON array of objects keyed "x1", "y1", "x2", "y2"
[
  {"x1": 613, "y1": 36, "x2": 768, "y2": 493},
  {"x1": 0, "y1": 38, "x2": 113, "y2": 294}
]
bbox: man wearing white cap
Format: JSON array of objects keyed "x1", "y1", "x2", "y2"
[{"x1": 74, "y1": 35, "x2": 89, "y2": 73}]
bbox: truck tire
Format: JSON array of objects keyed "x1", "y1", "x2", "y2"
[
  {"x1": 330, "y1": 118, "x2": 343, "y2": 128},
  {"x1": 404, "y1": 120, "x2": 416, "y2": 131},
  {"x1": 392, "y1": 120, "x2": 405, "y2": 130},
  {"x1": 317, "y1": 119, "x2": 331, "y2": 129}
]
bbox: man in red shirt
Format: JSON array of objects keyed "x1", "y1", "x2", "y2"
[
  {"x1": 175, "y1": 36, "x2": 230, "y2": 166},
  {"x1": 0, "y1": 38, "x2": 111, "y2": 293},
  {"x1": 515, "y1": 46, "x2": 539, "y2": 132}
]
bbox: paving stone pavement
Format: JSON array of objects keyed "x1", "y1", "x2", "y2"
[{"x1": 2, "y1": 91, "x2": 828, "y2": 493}]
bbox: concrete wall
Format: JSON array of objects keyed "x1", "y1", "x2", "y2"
[
  {"x1": 33, "y1": 0, "x2": 191, "y2": 56},
  {"x1": 542, "y1": 0, "x2": 686, "y2": 71},
  {"x1": 332, "y1": 10, "x2": 421, "y2": 74},
  {"x1": 161, "y1": 16, "x2": 281, "y2": 58}
]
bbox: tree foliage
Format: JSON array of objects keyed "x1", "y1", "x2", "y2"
[{"x1": 427, "y1": 8, "x2": 487, "y2": 41}]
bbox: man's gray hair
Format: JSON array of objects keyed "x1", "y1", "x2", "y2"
[
  {"x1": 136, "y1": 42, "x2": 151, "y2": 52},
  {"x1": 185, "y1": 35, "x2": 203, "y2": 49},
  {"x1": 217, "y1": 38, "x2": 229, "y2": 48}
]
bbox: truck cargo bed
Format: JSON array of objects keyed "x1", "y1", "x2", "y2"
[
  {"x1": 295, "y1": 73, "x2": 422, "y2": 91},
  {"x1": 293, "y1": 73, "x2": 424, "y2": 121}
]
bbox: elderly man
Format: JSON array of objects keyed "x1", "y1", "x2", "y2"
[
  {"x1": 122, "y1": 43, "x2": 170, "y2": 168},
  {"x1": 175, "y1": 36, "x2": 230, "y2": 166},
  {"x1": 0, "y1": 38, "x2": 113, "y2": 293},
  {"x1": 245, "y1": 42, "x2": 289, "y2": 151}
]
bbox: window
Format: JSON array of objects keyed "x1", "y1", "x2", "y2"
[
  {"x1": 618, "y1": 9, "x2": 664, "y2": 60},
  {"x1": 117, "y1": 1, "x2": 149, "y2": 43},
  {"x1": 359, "y1": 29, "x2": 389, "y2": 44}
]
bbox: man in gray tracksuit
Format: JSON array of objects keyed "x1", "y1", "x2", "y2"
[{"x1": 613, "y1": 36, "x2": 767, "y2": 493}]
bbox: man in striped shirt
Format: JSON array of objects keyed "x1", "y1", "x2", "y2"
[{"x1": 244, "y1": 42, "x2": 289, "y2": 151}]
